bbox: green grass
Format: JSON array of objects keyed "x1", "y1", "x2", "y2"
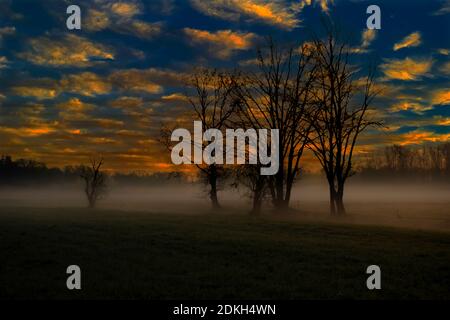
[{"x1": 0, "y1": 207, "x2": 449, "y2": 299}]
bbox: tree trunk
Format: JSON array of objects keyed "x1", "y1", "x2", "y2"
[
  {"x1": 284, "y1": 176, "x2": 294, "y2": 208},
  {"x1": 251, "y1": 191, "x2": 262, "y2": 215},
  {"x1": 329, "y1": 184, "x2": 337, "y2": 215},
  {"x1": 335, "y1": 184, "x2": 346, "y2": 215},
  {"x1": 88, "y1": 195, "x2": 95, "y2": 209},
  {"x1": 209, "y1": 165, "x2": 220, "y2": 210},
  {"x1": 251, "y1": 177, "x2": 265, "y2": 215},
  {"x1": 274, "y1": 169, "x2": 285, "y2": 209}
]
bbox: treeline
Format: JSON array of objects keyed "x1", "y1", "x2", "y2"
[
  {"x1": 0, "y1": 155, "x2": 188, "y2": 187},
  {"x1": 358, "y1": 143, "x2": 450, "y2": 183}
]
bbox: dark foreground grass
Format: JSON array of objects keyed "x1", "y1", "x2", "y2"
[{"x1": 0, "y1": 207, "x2": 449, "y2": 299}]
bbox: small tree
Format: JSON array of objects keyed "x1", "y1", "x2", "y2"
[{"x1": 79, "y1": 157, "x2": 106, "y2": 208}]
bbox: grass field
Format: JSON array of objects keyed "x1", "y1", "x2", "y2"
[{"x1": 0, "y1": 207, "x2": 449, "y2": 299}]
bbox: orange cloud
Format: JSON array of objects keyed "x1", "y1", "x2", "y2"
[
  {"x1": 12, "y1": 86, "x2": 58, "y2": 100},
  {"x1": 431, "y1": 89, "x2": 450, "y2": 105},
  {"x1": 20, "y1": 34, "x2": 114, "y2": 67},
  {"x1": 84, "y1": 2, "x2": 161, "y2": 39},
  {"x1": 110, "y1": 2, "x2": 140, "y2": 17},
  {"x1": 389, "y1": 101, "x2": 432, "y2": 113},
  {"x1": 109, "y1": 69, "x2": 163, "y2": 94},
  {"x1": 161, "y1": 93, "x2": 189, "y2": 102},
  {"x1": 304, "y1": 0, "x2": 334, "y2": 13},
  {"x1": 399, "y1": 131, "x2": 450, "y2": 146},
  {"x1": 380, "y1": 57, "x2": 433, "y2": 80},
  {"x1": 393, "y1": 32, "x2": 422, "y2": 51},
  {"x1": 110, "y1": 96, "x2": 144, "y2": 109},
  {"x1": 61, "y1": 72, "x2": 112, "y2": 96},
  {"x1": 349, "y1": 29, "x2": 377, "y2": 54},
  {"x1": 184, "y1": 28, "x2": 257, "y2": 58},
  {"x1": 58, "y1": 98, "x2": 94, "y2": 121},
  {"x1": 0, "y1": 125, "x2": 55, "y2": 137},
  {"x1": 190, "y1": 0, "x2": 305, "y2": 30},
  {"x1": 85, "y1": 9, "x2": 110, "y2": 31},
  {"x1": 435, "y1": 117, "x2": 450, "y2": 125}
]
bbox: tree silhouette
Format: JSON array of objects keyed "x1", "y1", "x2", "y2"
[
  {"x1": 308, "y1": 26, "x2": 380, "y2": 215},
  {"x1": 79, "y1": 157, "x2": 106, "y2": 209},
  {"x1": 232, "y1": 38, "x2": 317, "y2": 210}
]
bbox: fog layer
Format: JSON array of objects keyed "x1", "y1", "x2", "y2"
[{"x1": 1, "y1": 180, "x2": 449, "y2": 232}]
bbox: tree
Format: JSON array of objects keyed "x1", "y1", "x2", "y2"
[
  {"x1": 307, "y1": 27, "x2": 380, "y2": 215},
  {"x1": 384, "y1": 145, "x2": 413, "y2": 173},
  {"x1": 162, "y1": 68, "x2": 236, "y2": 209},
  {"x1": 232, "y1": 162, "x2": 270, "y2": 215},
  {"x1": 79, "y1": 157, "x2": 106, "y2": 208},
  {"x1": 232, "y1": 39, "x2": 317, "y2": 210},
  {"x1": 441, "y1": 143, "x2": 450, "y2": 177},
  {"x1": 187, "y1": 69, "x2": 237, "y2": 209}
]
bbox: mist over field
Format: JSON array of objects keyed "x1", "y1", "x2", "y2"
[{"x1": 1, "y1": 179, "x2": 449, "y2": 232}]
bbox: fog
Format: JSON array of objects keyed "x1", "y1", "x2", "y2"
[{"x1": 1, "y1": 180, "x2": 449, "y2": 232}]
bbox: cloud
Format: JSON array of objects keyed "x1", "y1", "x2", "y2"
[
  {"x1": 433, "y1": 0, "x2": 450, "y2": 15},
  {"x1": 84, "y1": 1, "x2": 162, "y2": 39},
  {"x1": 0, "y1": 26, "x2": 15, "y2": 35},
  {"x1": 301, "y1": 0, "x2": 334, "y2": 13},
  {"x1": 0, "y1": 125, "x2": 56, "y2": 137},
  {"x1": 109, "y1": 69, "x2": 164, "y2": 94},
  {"x1": 431, "y1": 89, "x2": 450, "y2": 105},
  {"x1": 12, "y1": 86, "x2": 58, "y2": 100},
  {"x1": 0, "y1": 56, "x2": 9, "y2": 69},
  {"x1": 57, "y1": 98, "x2": 95, "y2": 121},
  {"x1": 0, "y1": 26, "x2": 15, "y2": 45},
  {"x1": 184, "y1": 28, "x2": 257, "y2": 59},
  {"x1": 94, "y1": 119, "x2": 124, "y2": 129},
  {"x1": 109, "y1": 2, "x2": 141, "y2": 17},
  {"x1": 397, "y1": 130, "x2": 450, "y2": 146},
  {"x1": 361, "y1": 29, "x2": 376, "y2": 48},
  {"x1": 110, "y1": 96, "x2": 144, "y2": 109},
  {"x1": 189, "y1": 0, "x2": 307, "y2": 30},
  {"x1": 440, "y1": 61, "x2": 450, "y2": 74},
  {"x1": 380, "y1": 57, "x2": 433, "y2": 81},
  {"x1": 19, "y1": 34, "x2": 114, "y2": 67},
  {"x1": 116, "y1": 20, "x2": 162, "y2": 39},
  {"x1": 389, "y1": 101, "x2": 433, "y2": 114},
  {"x1": 435, "y1": 116, "x2": 450, "y2": 126},
  {"x1": 349, "y1": 29, "x2": 377, "y2": 54},
  {"x1": 161, "y1": 93, "x2": 189, "y2": 102},
  {"x1": 84, "y1": 9, "x2": 111, "y2": 31},
  {"x1": 393, "y1": 32, "x2": 422, "y2": 51},
  {"x1": 60, "y1": 72, "x2": 112, "y2": 97},
  {"x1": 7, "y1": 67, "x2": 185, "y2": 103}
]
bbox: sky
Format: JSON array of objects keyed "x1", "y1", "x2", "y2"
[{"x1": 0, "y1": 0, "x2": 449, "y2": 172}]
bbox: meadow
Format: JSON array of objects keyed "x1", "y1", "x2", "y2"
[{"x1": 0, "y1": 206, "x2": 449, "y2": 299}]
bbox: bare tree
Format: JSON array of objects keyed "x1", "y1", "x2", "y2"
[
  {"x1": 384, "y1": 145, "x2": 413, "y2": 172},
  {"x1": 232, "y1": 162, "x2": 269, "y2": 215},
  {"x1": 232, "y1": 39, "x2": 317, "y2": 210},
  {"x1": 307, "y1": 28, "x2": 380, "y2": 215},
  {"x1": 441, "y1": 143, "x2": 450, "y2": 177},
  {"x1": 161, "y1": 68, "x2": 236, "y2": 209},
  {"x1": 79, "y1": 157, "x2": 106, "y2": 208}
]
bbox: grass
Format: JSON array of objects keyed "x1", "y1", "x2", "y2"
[{"x1": 0, "y1": 207, "x2": 449, "y2": 299}]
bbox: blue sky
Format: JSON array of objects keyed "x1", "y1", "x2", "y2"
[{"x1": 0, "y1": 0, "x2": 449, "y2": 171}]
